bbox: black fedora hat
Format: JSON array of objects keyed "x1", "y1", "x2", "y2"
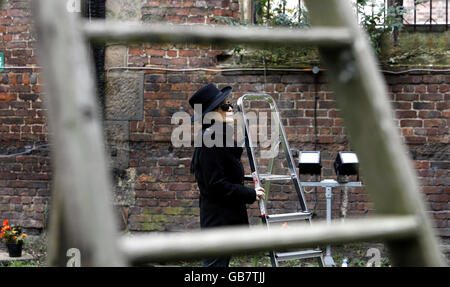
[{"x1": 189, "y1": 83, "x2": 232, "y2": 122}]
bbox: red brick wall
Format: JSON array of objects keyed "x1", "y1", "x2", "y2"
[
  {"x1": 0, "y1": 0, "x2": 49, "y2": 231},
  {"x1": 0, "y1": 1, "x2": 448, "y2": 244},
  {"x1": 134, "y1": 71, "x2": 449, "y2": 235},
  {"x1": 128, "y1": 0, "x2": 239, "y2": 68},
  {"x1": 142, "y1": 0, "x2": 240, "y2": 24}
]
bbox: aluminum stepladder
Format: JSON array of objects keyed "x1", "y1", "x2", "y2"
[{"x1": 237, "y1": 94, "x2": 325, "y2": 267}]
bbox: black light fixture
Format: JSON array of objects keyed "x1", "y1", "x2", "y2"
[
  {"x1": 334, "y1": 151, "x2": 359, "y2": 181},
  {"x1": 298, "y1": 151, "x2": 322, "y2": 175}
]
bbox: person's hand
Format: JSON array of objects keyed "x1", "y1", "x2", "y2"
[{"x1": 255, "y1": 187, "x2": 265, "y2": 200}]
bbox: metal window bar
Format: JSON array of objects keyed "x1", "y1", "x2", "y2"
[
  {"x1": 356, "y1": 0, "x2": 449, "y2": 32},
  {"x1": 372, "y1": 0, "x2": 375, "y2": 19},
  {"x1": 430, "y1": 0, "x2": 433, "y2": 30},
  {"x1": 28, "y1": 0, "x2": 446, "y2": 267},
  {"x1": 409, "y1": 0, "x2": 448, "y2": 31},
  {"x1": 414, "y1": 0, "x2": 417, "y2": 31},
  {"x1": 265, "y1": 0, "x2": 449, "y2": 31}
]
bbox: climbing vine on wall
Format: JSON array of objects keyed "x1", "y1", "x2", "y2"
[
  {"x1": 356, "y1": 0, "x2": 406, "y2": 54},
  {"x1": 213, "y1": 0, "x2": 315, "y2": 66},
  {"x1": 214, "y1": 0, "x2": 407, "y2": 67}
]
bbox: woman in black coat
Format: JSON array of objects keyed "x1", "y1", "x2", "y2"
[{"x1": 189, "y1": 83, "x2": 265, "y2": 267}]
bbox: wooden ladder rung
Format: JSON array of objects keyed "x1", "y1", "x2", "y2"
[
  {"x1": 83, "y1": 21, "x2": 353, "y2": 47},
  {"x1": 118, "y1": 215, "x2": 419, "y2": 264}
]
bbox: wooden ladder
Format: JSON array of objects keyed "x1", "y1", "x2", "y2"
[{"x1": 26, "y1": 0, "x2": 445, "y2": 266}]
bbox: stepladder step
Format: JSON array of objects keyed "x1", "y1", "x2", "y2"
[
  {"x1": 275, "y1": 249, "x2": 323, "y2": 262},
  {"x1": 245, "y1": 174, "x2": 294, "y2": 182},
  {"x1": 266, "y1": 211, "x2": 312, "y2": 223}
]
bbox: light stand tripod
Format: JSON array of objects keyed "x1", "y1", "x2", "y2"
[{"x1": 302, "y1": 179, "x2": 362, "y2": 266}]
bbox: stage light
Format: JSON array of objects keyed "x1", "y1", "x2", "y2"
[
  {"x1": 298, "y1": 151, "x2": 322, "y2": 175},
  {"x1": 334, "y1": 151, "x2": 359, "y2": 180}
]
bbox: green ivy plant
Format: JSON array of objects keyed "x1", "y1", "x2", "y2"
[
  {"x1": 255, "y1": 0, "x2": 309, "y2": 28},
  {"x1": 356, "y1": 0, "x2": 406, "y2": 54},
  {"x1": 213, "y1": 0, "x2": 406, "y2": 64},
  {"x1": 213, "y1": 1, "x2": 314, "y2": 66}
]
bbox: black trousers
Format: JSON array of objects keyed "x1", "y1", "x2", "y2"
[{"x1": 202, "y1": 256, "x2": 230, "y2": 267}]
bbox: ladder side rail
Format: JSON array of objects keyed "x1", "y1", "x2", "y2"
[
  {"x1": 268, "y1": 98, "x2": 324, "y2": 266},
  {"x1": 304, "y1": 0, "x2": 445, "y2": 266},
  {"x1": 262, "y1": 99, "x2": 277, "y2": 212},
  {"x1": 32, "y1": 0, "x2": 125, "y2": 266},
  {"x1": 270, "y1": 98, "x2": 309, "y2": 212},
  {"x1": 237, "y1": 96, "x2": 278, "y2": 266},
  {"x1": 237, "y1": 97, "x2": 267, "y2": 219},
  {"x1": 264, "y1": 155, "x2": 276, "y2": 209},
  {"x1": 238, "y1": 94, "x2": 282, "y2": 213}
]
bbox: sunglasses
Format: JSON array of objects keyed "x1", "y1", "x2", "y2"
[{"x1": 219, "y1": 102, "x2": 233, "y2": 111}]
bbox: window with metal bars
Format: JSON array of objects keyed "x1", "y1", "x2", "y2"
[
  {"x1": 248, "y1": 0, "x2": 448, "y2": 31},
  {"x1": 403, "y1": 0, "x2": 449, "y2": 31},
  {"x1": 252, "y1": 0, "x2": 308, "y2": 26}
]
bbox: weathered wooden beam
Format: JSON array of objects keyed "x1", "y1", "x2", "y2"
[
  {"x1": 119, "y1": 216, "x2": 419, "y2": 264},
  {"x1": 83, "y1": 20, "x2": 353, "y2": 47},
  {"x1": 32, "y1": 0, "x2": 124, "y2": 266},
  {"x1": 304, "y1": 0, "x2": 445, "y2": 266}
]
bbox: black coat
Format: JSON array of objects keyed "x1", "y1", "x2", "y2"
[{"x1": 191, "y1": 123, "x2": 256, "y2": 228}]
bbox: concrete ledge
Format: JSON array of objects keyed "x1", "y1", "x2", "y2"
[{"x1": 0, "y1": 251, "x2": 34, "y2": 265}]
